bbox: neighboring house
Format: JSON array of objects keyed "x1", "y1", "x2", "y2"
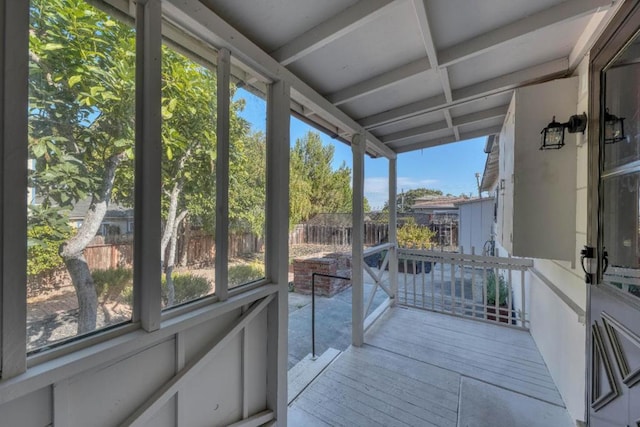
[
  {"x1": 31, "y1": 195, "x2": 134, "y2": 238},
  {"x1": 68, "y1": 199, "x2": 134, "y2": 237},
  {"x1": 410, "y1": 195, "x2": 469, "y2": 217}
]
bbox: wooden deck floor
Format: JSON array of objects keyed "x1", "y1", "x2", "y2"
[{"x1": 288, "y1": 307, "x2": 574, "y2": 427}]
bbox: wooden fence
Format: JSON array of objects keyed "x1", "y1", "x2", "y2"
[{"x1": 84, "y1": 232, "x2": 264, "y2": 270}]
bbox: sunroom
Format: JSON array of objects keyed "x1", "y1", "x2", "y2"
[{"x1": 1, "y1": 0, "x2": 639, "y2": 426}]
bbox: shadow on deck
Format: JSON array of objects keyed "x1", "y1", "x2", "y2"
[{"x1": 289, "y1": 307, "x2": 574, "y2": 427}]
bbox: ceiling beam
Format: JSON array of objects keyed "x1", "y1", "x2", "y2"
[
  {"x1": 163, "y1": 0, "x2": 396, "y2": 159},
  {"x1": 380, "y1": 120, "x2": 448, "y2": 143},
  {"x1": 327, "y1": 58, "x2": 430, "y2": 105},
  {"x1": 392, "y1": 125, "x2": 502, "y2": 153},
  {"x1": 438, "y1": 0, "x2": 612, "y2": 67},
  {"x1": 270, "y1": 0, "x2": 400, "y2": 66},
  {"x1": 380, "y1": 104, "x2": 508, "y2": 143},
  {"x1": 359, "y1": 57, "x2": 568, "y2": 129},
  {"x1": 452, "y1": 105, "x2": 509, "y2": 127},
  {"x1": 411, "y1": 0, "x2": 439, "y2": 68}
]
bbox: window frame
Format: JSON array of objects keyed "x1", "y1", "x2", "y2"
[{"x1": 0, "y1": 0, "x2": 275, "y2": 375}]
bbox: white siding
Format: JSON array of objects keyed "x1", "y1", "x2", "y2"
[{"x1": 458, "y1": 199, "x2": 494, "y2": 255}]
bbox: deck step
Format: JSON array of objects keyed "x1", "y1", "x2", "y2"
[{"x1": 288, "y1": 348, "x2": 340, "y2": 405}]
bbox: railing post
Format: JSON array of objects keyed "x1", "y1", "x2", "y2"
[
  {"x1": 351, "y1": 134, "x2": 365, "y2": 347},
  {"x1": 389, "y1": 157, "x2": 398, "y2": 306}
]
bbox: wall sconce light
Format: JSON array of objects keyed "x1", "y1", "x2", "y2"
[
  {"x1": 604, "y1": 108, "x2": 625, "y2": 144},
  {"x1": 540, "y1": 113, "x2": 587, "y2": 150}
]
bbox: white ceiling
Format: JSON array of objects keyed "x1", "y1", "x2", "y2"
[{"x1": 198, "y1": 0, "x2": 621, "y2": 154}]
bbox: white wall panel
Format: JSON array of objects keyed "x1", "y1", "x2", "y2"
[
  {"x1": 0, "y1": 386, "x2": 51, "y2": 427},
  {"x1": 244, "y1": 308, "x2": 268, "y2": 416},
  {"x1": 144, "y1": 396, "x2": 176, "y2": 427},
  {"x1": 529, "y1": 271, "x2": 585, "y2": 421},
  {"x1": 180, "y1": 334, "x2": 243, "y2": 426},
  {"x1": 67, "y1": 339, "x2": 175, "y2": 427}
]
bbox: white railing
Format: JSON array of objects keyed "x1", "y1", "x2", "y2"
[
  {"x1": 362, "y1": 243, "x2": 395, "y2": 331},
  {"x1": 395, "y1": 247, "x2": 534, "y2": 329}
]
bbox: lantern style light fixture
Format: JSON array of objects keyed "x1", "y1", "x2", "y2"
[
  {"x1": 604, "y1": 108, "x2": 625, "y2": 144},
  {"x1": 540, "y1": 112, "x2": 587, "y2": 150}
]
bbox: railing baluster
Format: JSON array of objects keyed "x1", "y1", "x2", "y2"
[
  {"x1": 413, "y1": 259, "x2": 418, "y2": 307},
  {"x1": 430, "y1": 257, "x2": 435, "y2": 311},
  {"x1": 471, "y1": 246, "x2": 476, "y2": 318},
  {"x1": 521, "y1": 269, "x2": 526, "y2": 327},
  {"x1": 460, "y1": 246, "x2": 465, "y2": 316},
  {"x1": 507, "y1": 256, "x2": 513, "y2": 324},
  {"x1": 440, "y1": 246, "x2": 445, "y2": 313},
  {"x1": 483, "y1": 266, "x2": 488, "y2": 321},
  {"x1": 403, "y1": 258, "x2": 407, "y2": 304},
  {"x1": 421, "y1": 260, "x2": 426, "y2": 309},
  {"x1": 450, "y1": 259, "x2": 455, "y2": 315}
]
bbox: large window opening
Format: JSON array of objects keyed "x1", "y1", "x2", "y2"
[
  {"x1": 160, "y1": 42, "x2": 218, "y2": 309},
  {"x1": 228, "y1": 80, "x2": 267, "y2": 289},
  {"x1": 27, "y1": 0, "x2": 136, "y2": 351}
]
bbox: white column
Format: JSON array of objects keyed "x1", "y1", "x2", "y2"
[
  {"x1": 0, "y1": 0, "x2": 29, "y2": 378},
  {"x1": 215, "y1": 48, "x2": 231, "y2": 301},
  {"x1": 389, "y1": 158, "x2": 398, "y2": 305},
  {"x1": 265, "y1": 80, "x2": 290, "y2": 424},
  {"x1": 134, "y1": 0, "x2": 162, "y2": 332},
  {"x1": 351, "y1": 134, "x2": 365, "y2": 347}
]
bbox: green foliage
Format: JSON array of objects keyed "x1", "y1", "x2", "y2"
[
  {"x1": 162, "y1": 274, "x2": 210, "y2": 305},
  {"x1": 29, "y1": 0, "x2": 137, "y2": 213},
  {"x1": 289, "y1": 131, "x2": 368, "y2": 229},
  {"x1": 27, "y1": 225, "x2": 72, "y2": 276},
  {"x1": 396, "y1": 218, "x2": 435, "y2": 249},
  {"x1": 486, "y1": 270, "x2": 509, "y2": 306},
  {"x1": 228, "y1": 262, "x2": 265, "y2": 287},
  {"x1": 92, "y1": 267, "x2": 133, "y2": 302}
]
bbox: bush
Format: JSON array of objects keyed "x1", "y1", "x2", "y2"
[
  {"x1": 486, "y1": 270, "x2": 509, "y2": 306},
  {"x1": 27, "y1": 225, "x2": 71, "y2": 277},
  {"x1": 162, "y1": 273, "x2": 210, "y2": 305},
  {"x1": 91, "y1": 268, "x2": 133, "y2": 303},
  {"x1": 228, "y1": 262, "x2": 265, "y2": 287},
  {"x1": 397, "y1": 218, "x2": 435, "y2": 249}
]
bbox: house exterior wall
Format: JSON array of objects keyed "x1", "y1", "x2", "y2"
[{"x1": 494, "y1": 57, "x2": 590, "y2": 423}]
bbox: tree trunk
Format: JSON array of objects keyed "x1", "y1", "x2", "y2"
[
  {"x1": 64, "y1": 257, "x2": 98, "y2": 333},
  {"x1": 60, "y1": 153, "x2": 125, "y2": 334},
  {"x1": 179, "y1": 217, "x2": 191, "y2": 267},
  {"x1": 165, "y1": 210, "x2": 187, "y2": 306}
]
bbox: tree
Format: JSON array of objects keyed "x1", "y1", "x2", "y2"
[
  {"x1": 28, "y1": 0, "x2": 266, "y2": 328},
  {"x1": 383, "y1": 187, "x2": 444, "y2": 213},
  {"x1": 29, "y1": 0, "x2": 137, "y2": 332},
  {"x1": 289, "y1": 131, "x2": 367, "y2": 229}
]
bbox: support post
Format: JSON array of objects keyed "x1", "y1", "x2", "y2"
[
  {"x1": 388, "y1": 158, "x2": 398, "y2": 305},
  {"x1": 215, "y1": 48, "x2": 231, "y2": 301},
  {"x1": 0, "y1": 0, "x2": 28, "y2": 377},
  {"x1": 134, "y1": 0, "x2": 162, "y2": 331},
  {"x1": 351, "y1": 134, "x2": 365, "y2": 347},
  {"x1": 265, "y1": 79, "x2": 290, "y2": 425}
]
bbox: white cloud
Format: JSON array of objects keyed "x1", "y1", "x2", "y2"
[{"x1": 397, "y1": 177, "x2": 439, "y2": 192}]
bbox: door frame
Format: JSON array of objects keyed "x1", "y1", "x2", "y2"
[{"x1": 587, "y1": 0, "x2": 640, "y2": 423}]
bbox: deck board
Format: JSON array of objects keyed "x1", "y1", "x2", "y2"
[{"x1": 289, "y1": 307, "x2": 572, "y2": 426}]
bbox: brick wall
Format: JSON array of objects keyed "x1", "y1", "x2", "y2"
[{"x1": 293, "y1": 254, "x2": 351, "y2": 297}]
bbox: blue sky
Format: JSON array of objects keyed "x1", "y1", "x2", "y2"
[{"x1": 236, "y1": 88, "x2": 488, "y2": 211}]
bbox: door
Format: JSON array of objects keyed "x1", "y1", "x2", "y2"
[{"x1": 589, "y1": 3, "x2": 640, "y2": 426}]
